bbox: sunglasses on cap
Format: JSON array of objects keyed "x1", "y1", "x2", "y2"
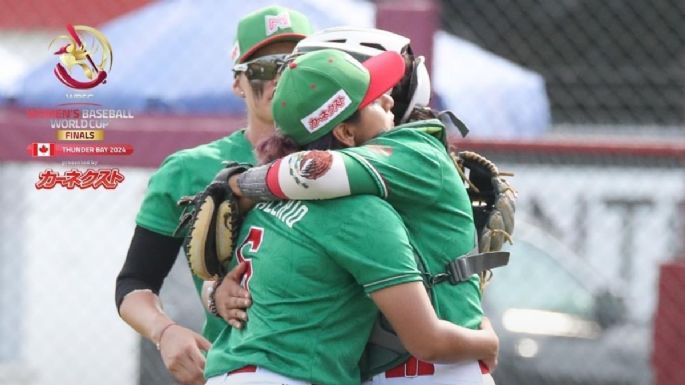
[{"x1": 233, "y1": 54, "x2": 289, "y2": 81}]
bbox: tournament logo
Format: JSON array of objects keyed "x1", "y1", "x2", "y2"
[
  {"x1": 35, "y1": 168, "x2": 125, "y2": 190},
  {"x1": 26, "y1": 143, "x2": 134, "y2": 157},
  {"x1": 28, "y1": 143, "x2": 55, "y2": 157},
  {"x1": 49, "y1": 24, "x2": 113, "y2": 89}
]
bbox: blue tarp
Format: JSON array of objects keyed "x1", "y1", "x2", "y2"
[
  {"x1": 8, "y1": 0, "x2": 550, "y2": 137},
  {"x1": 11, "y1": 0, "x2": 368, "y2": 115},
  {"x1": 433, "y1": 31, "x2": 550, "y2": 138}
]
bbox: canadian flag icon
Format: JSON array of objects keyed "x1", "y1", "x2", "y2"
[{"x1": 27, "y1": 143, "x2": 56, "y2": 157}]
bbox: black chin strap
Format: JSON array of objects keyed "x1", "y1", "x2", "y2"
[{"x1": 438, "y1": 110, "x2": 470, "y2": 138}]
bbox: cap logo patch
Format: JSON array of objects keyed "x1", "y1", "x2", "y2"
[
  {"x1": 265, "y1": 13, "x2": 292, "y2": 36},
  {"x1": 301, "y1": 90, "x2": 352, "y2": 133},
  {"x1": 230, "y1": 41, "x2": 240, "y2": 62}
]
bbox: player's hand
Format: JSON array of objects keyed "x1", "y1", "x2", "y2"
[
  {"x1": 227, "y1": 172, "x2": 257, "y2": 212},
  {"x1": 228, "y1": 174, "x2": 243, "y2": 197},
  {"x1": 479, "y1": 317, "x2": 499, "y2": 373},
  {"x1": 237, "y1": 196, "x2": 256, "y2": 213},
  {"x1": 215, "y1": 262, "x2": 252, "y2": 329},
  {"x1": 158, "y1": 325, "x2": 211, "y2": 385}
]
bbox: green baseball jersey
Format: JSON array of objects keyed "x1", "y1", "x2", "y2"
[
  {"x1": 264, "y1": 120, "x2": 482, "y2": 329},
  {"x1": 205, "y1": 196, "x2": 423, "y2": 385},
  {"x1": 345, "y1": 121, "x2": 482, "y2": 329},
  {"x1": 136, "y1": 129, "x2": 255, "y2": 342}
]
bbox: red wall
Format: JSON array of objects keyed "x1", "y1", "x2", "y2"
[
  {"x1": 375, "y1": 0, "x2": 439, "y2": 77},
  {"x1": 0, "y1": 0, "x2": 150, "y2": 29},
  {"x1": 653, "y1": 262, "x2": 685, "y2": 385}
]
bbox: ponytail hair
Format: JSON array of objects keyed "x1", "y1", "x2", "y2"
[
  {"x1": 255, "y1": 133, "x2": 300, "y2": 165},
  {"x1": 257, "y1": 110, "x2": 360, "y2": 164}
]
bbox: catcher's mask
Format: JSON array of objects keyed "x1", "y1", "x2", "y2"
[{"x1": 294, "y1": 26, "x2": 431, "y2": 125}]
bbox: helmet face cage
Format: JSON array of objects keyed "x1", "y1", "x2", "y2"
[
  {"x1": 294, "y1": 27, "x2": 432, "y2": 124},
  {"x1": 389, "y1": 53, "x2": 415, "y2": 125},
  {"x1": 387, "y1": 48, "x2": 431, "y2": 125},
  {"x1": 400, "y1": 55, "x2": 431, "y2": 123}
]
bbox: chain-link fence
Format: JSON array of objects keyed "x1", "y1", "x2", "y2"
[
  {"x1": 441, "y1": 0, "x2": 685, "y2": 126},
  {"x1": 1, "y1": 1, "x2": 684, "y2": 385},
  {"x1": 461, "y1": 141, "x2": 685, "y2": 385},
  {"x1": 438, "y1": 3, "x2": 685, "y2": 383}
]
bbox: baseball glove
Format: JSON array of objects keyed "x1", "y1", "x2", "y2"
[
  {"x1": 453, "y1": 151, "x2": 516, "y2": 253},
  {"x1": 176, "y1": 163, "x2": 250, "y2": 280}
]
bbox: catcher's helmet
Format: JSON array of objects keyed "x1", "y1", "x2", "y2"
[{"x1": 294, "y1": 27, "x2": 431, "y2": 125}]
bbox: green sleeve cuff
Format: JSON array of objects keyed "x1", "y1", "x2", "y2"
[{"x1": 363, "y1": 273, "x2": 423, "y2": 295}]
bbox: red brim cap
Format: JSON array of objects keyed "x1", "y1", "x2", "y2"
[{"x1": 359, "y1": 51, "x2": 406, "y2": 109}]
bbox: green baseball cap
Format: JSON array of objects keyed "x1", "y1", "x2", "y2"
[
  {"x1": 231, "y1": 6, "x2": 314, "y2": 64},
  {"x1": 272, "y1": 49, "x2": 405, "y2": 145}
]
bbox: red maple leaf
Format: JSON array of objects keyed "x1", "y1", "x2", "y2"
[{"x1": 39, "y1": 145, "x2": 49, "y2": 153}]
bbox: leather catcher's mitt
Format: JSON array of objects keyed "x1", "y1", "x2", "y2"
[
  {"x1": 176, "y1": 163, "x2": 250, "y2": 280},
  {"x1": 453, "y1": 151, "x2": 516, "y2": 253}
]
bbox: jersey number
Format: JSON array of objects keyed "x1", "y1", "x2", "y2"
[{"x1": 235, "y1": 226, "x2": 264, "y2": 292}]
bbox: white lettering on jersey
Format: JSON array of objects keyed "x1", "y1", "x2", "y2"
[{"x1": 255, "y1": 201, "x2": 308, "y2": 228}]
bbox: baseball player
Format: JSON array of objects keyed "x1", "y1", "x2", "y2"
[
  {"x1": 202, "y1": 48, "x2": 498, "y2": 385},
  {"x1": 114, "y1": 6, "x2": 313, "y2": 385},
  {"x1": 215, "y1": 31, "x2": 501, "y2": 383}
]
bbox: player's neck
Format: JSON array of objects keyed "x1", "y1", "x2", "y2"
[{"x1": 245, "y1": 115, "x2": 276, "y2": 147}]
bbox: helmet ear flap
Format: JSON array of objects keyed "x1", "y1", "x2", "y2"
[
  {"x1": 401, "y1": 56, "x2": 431, "y2": 123},
  {"x1": 389, "y1": 56, "x2": 412, "y2": 125},
  {"x1": 392, "y1": 55, "x2": 432, "y2": 125}
]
